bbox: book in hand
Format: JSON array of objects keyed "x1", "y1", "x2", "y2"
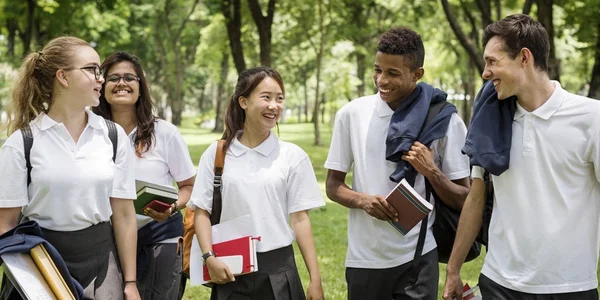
[
  {"x1": 135, "y1": 180, "x2": 178, "y2": 215},
  {"x1": 202, "y1": 236, "x2": 260, "y2": 283},
  {"x1": 452, "y1": 283, "x2": 482, "y2": 300},
  {"x1": 141, "y1": 200, "x2": 172, "y2": 213},
  {"x1": 385, "y1": 178, "x2": 433, "y2": 235},
  {"x1": 30, "y1": 245, "x2": 76, "y2": 300},
  {"x1": 1, "y1": 252, "x2": 56, "y2": 300}
]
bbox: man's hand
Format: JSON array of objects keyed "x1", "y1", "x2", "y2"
[
  {"x1": 401, "y1": 141, "x2": 438, "y2": 178},
  {"x1": 360, "y1": 194, "x2": 398, "y2": 221},
  {"x1": 442, "y1": 270, "x2": 464, "y2": 300}
]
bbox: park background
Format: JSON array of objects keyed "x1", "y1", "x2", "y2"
[{"x1": 0, "y1": 0, "x2": 599, "y2": 298}]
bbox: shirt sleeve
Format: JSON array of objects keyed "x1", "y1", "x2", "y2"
[
  {"x1": 166, "y1": 129, "x2": 196, "y2": 182},
  {"x1": 471, "y1": 166, "x2": 485, "y2": 180},
  {"x1": 187, "y1": 141, "x2": 217, "y2": 213},
  {"x1": 587, "y1": 122, "x2": 600, "y2": 184},
  {"x1": 110, "y1": 124, "x2": 136, "y2": 199},
  {"x1": 0, "y1": 131, "x2": 29, "y2": 207},
  {"x1": 324, "y1": 107, "x2": 353, "y2": 172},
  {"x1": 437, "y1": 113, "x2": 471, "y2": 181},
  {"x1": 287, "y1": 151, "x2": 325, "y2": 214}
]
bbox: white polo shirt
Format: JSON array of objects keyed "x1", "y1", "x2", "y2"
[
  {"x1": 472, "y1": 82, "x2": 600, "y2": 293},
  {"x1": 0, "y1": 109, "x2": 136, "y2": 231},
  {"x1": 133, "y1": 119, "x2": 196, "y2": 234},
  {"x1": 187, "y1": 132, "x2": 325, "y2": 253},
  {"x1": 325, "y1": 93, "x2": 470, "y2": 269}
]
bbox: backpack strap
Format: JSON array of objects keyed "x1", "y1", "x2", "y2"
[
  {"x1": 410, "y1": 100, "x2": 448, "y2": 282},
  {"x1": 210, "y1": 140, "x2": 226, "y2": 225},
  {"x1": 104, "y1": 119, "x2": 118, "y2": 163},
  {"x1": 22, "y1": 125, "x2": 34, "y2": 186}
]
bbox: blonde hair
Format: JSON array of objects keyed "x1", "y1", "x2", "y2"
[{"x1": 4, "y1": 36, "x2": 90, "y2": 135}]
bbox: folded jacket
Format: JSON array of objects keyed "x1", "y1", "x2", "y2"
[
  {"x1": 386, "y1": 82, "x2": 456, "y2": 184},
  {"x1": 461, "y1": 80, "x2": 517, "y2": 176}
]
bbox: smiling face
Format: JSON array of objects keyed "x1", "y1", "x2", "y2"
[
  {"x1": 103, "y1": 61, "x2": 141, "y2": 108},
  {"x1": 482, "y1": 36, "x2": 526, "y2": 100},
  {"x1": 62, "y1": 46, "x2": 104, "y2": 108},
  {"x1": 373, "y1": 51, "x2": 423, "y2": 110},
  {"x1": 239, "y1": 76, "x2": 285, "y2": 133}
]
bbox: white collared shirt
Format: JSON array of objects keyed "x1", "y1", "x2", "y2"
[
  {"x1": 325, "y1": 93, "x2": 470, "y2": 269},
  {"x1": 0, "y1": 110, "x2": 136, "y2": 231},
  {"x1": 472, "y1": 82, "x2": 600, "y2": 293},
  {"x1": 133, "y1": 119, "x2": 196, "y2": 232},
  {"x1": 187, "y1": 132, "x2": 325, "y2": 252}
]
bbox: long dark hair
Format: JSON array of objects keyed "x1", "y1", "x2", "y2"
[
  {"x1": 222, "y1": 66, "x2": 285, "y2": 152},
  {"x1": 93, "y1": 52, "x2": 156, "y2": 157}
]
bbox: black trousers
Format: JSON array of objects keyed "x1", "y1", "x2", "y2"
[
  {"x1": 345, "y1": 249, "x2": 439, "y2": 300},
  {"x1": 479, "y1": 274, "x2": 599, "y2": 300},
  {"x1": 210, "y1": 245, "x2": 305, "y2": 300}
]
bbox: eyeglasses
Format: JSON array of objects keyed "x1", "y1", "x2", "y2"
[
  {"x1": 64, "y1": 65, "x2": 104, "y2": 81},
  {"x1": 106, "y1": 74, "x2": 140, "y2": 84}
]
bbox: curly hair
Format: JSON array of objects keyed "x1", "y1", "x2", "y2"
[{"x1": 377, "y1": 27, "x2": 425, "y2": 71}]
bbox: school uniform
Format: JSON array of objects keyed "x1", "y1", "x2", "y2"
[
  {"x1": 324, "y1": 93, "x2": 470, "y2": 300},
  {"x1": 471, "y1": 82, "x2": 600, "y2": 298},
  {"x1": 187, "y1": 132, "x2": 325, "y2": 300},
  {"x1": 0, "y1": 109, "x2": 136, "y2": 300},
  {"x1": 132, "y1": 119, "x2": 196, "y2": 300}
]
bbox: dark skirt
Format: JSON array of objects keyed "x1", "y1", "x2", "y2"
[
  {"x1": 137, "y1": 241, "x2": 182, "y2": 300},
  {"x1": 210, "y1": 245, "x2": 305, "y2": 300},
  {"x1": 42, "y1": 222, "x2": 124, "y2": 300}
]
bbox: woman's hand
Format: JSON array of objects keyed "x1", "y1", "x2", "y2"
[{"x1": 205, "y1": 257, "x2": 235, "y2": 284}]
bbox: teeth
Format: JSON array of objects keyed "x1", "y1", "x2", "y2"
[
  {"x1": 379, "y1": 88, "x2": 391, "y2": 93},
  {"x1": 115, "y1": 90, "x2": 130, "y2": 94},
  {"x1": 264, "y1": 114, "x2": 276, "y2": 119}
]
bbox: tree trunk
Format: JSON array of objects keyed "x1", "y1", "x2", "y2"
[
  {"x1": 20, "y1": 0, "x2": 36, "y2": 56},
  {"x1": 356, "y1": 51, "x2": 366, "y2": 97},
  {"x1": 223, "y1": 0, "x2": 246, "y2": 73},
  {"x1": 537, "y1": 0, "x2": 560, "y2": 81},
  {"x1": 320, "y1": 93, "x2": 326, "y2": 123},
  {"x1": 213, "y1": 53, "x2": 230, "y2": 133},
  {"x1": 303, "y1": 67, "x2": 309, "y2": 123},
  {"x1": 523, "y1": 0, "x2": 534, "y2": 14},
  {"x1": 247, "y1": 0, "x2": 276, "y2": 67},
  {"x1": 312, "y1": 0, "x2": 328, "y2": 146},
  {"x1": 462, "y1": 60, "x2": 476, "y2": 126},
  {"x1": 171, "y1": 52, "x2": 184, "y2": 126},
  {"x1": 589, "y1": 22, "x2": 600, "y2": 99},
  {"x1": 6, "y1": 20, "x2": 17, "y2": 58}
]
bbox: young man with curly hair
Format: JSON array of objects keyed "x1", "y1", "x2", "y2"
[{"x1": 325, "y1": 26, "x2": 471, "y2": 300}]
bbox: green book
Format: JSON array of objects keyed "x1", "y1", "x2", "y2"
[{"x1": 134, "y1": 180, "x2": 178, "y2": 215}]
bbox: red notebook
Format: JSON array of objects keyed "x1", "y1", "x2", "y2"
[{"x1": 202, "y1": 236, "x2": 260, "y2": 282}]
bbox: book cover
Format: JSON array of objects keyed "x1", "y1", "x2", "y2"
[
  {"x1": 202, "y1": 236, "x2": 260, "y2": 283},
  {"x1": 385, "y1": 178, "x2": 433, "y2": 235},
  {"x1": 1, "y1": 252, "x2": 57, "y2": 300},
  {"x1": 134, "y1": 180, "x2": 178, "y2": 215},
  {"x1": 30, "y1": 245, "x2": 75, "y2": 300}
]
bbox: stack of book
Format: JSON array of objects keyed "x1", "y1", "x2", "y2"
[
  {"x1": 1, "y1": 244, "x2": 75, "y2": 300},
  {"x1": 135, "y1": 180, "x2": 178, "y2": 215}
]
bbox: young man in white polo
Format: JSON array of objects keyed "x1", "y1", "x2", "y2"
[
  {"x1": 443, "y1": 14, "x2": 600, "y2": 300},
  {"x1": 325, "y1": 27, "x2": 471, "y2": 300}
]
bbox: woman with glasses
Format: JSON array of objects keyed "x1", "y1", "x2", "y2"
[
  {"x1": 0, "y1": 37, "x2": 141, "y2": 299},
  {"x1": 93, "y1": 52, "x2": 196, "y2": 300}
]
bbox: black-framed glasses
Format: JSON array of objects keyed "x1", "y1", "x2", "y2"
[
  {"x1": 64, "y1": 65, "x2": 103, "y2": 81},
  {"x1": 106, "y1": 74, "x2": 140, "y2": 84}
]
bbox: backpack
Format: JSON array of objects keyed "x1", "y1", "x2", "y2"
[
  {"x1": 182, "y1": 139, "x2": 226, "y2": 278},
  {"x1": 22, "y1": 119, "x2": 118, "y2": 185},
  {"x1": 410, "y1": 101, "x2": 485, "y2": 279}
]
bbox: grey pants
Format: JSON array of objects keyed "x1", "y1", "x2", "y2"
[
  {"x1": 345, "y1": 249, "x2": 439, "y2": 300},
  {"x1": 479, "y1": 274, "x2": 599, "y2": 300},
  {"x1": 138, "y1": 242, "x2": 182, "y2": 300},
  {"x1": 42, "y1": 222, "x2": 124, "y2": 300}
]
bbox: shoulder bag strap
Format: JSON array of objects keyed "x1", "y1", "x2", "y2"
[
  {"x1": 210, "y1": 140, "x2": 226, "y2": 225},
  {"x1": 104, "y1": 119, "x2": 118, "y2": 163},
  {"x1": 22, "y1": 125, "x2": 34, "y2": 186}
]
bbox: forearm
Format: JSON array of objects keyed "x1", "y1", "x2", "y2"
[
  {"x1": 175, "y1": 177, "x2": 195, "y2": 210},
  {"x1": 110, "y1": 199, "x2": 138, "y2": 282},
  {"x1": 426, "y1": 168, "x2": 469, "y2": 210},
  {"x1": 194, "y1": 208, "x2": 214, "y2": 254},
  {"x1": 0, "y1": 207, "x2": 21, "y2": 235},
  {"x1": 446, "y1": 179, "x2": 485, "y2": 275},
  {"x1": 326, "y1": 179, "x2": 364, "y2": 209},
  {"x1": 290, "y1": 211, "x2": 321, "y2": 281}
]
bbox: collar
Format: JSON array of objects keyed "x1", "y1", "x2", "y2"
[
  {"x1": 229, "y1": 131, "x2": 278, "y2": 157},
  {"x1": 32, "y1": 109, "x2": 104, "y2": 131},
  {"x1": 514, "y1": 81, "x2": 563, "y2": 120},
  {"x1": 375, "y1": 93, "x2": 394, "y2": 117}
]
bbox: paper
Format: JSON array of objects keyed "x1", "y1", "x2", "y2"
[
  {"x1": 190, "y1": 214, "x2": 256, "y2": 286},
  {"x1": 1, "y1": 253, "x2": 57, "y2": 300}
]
